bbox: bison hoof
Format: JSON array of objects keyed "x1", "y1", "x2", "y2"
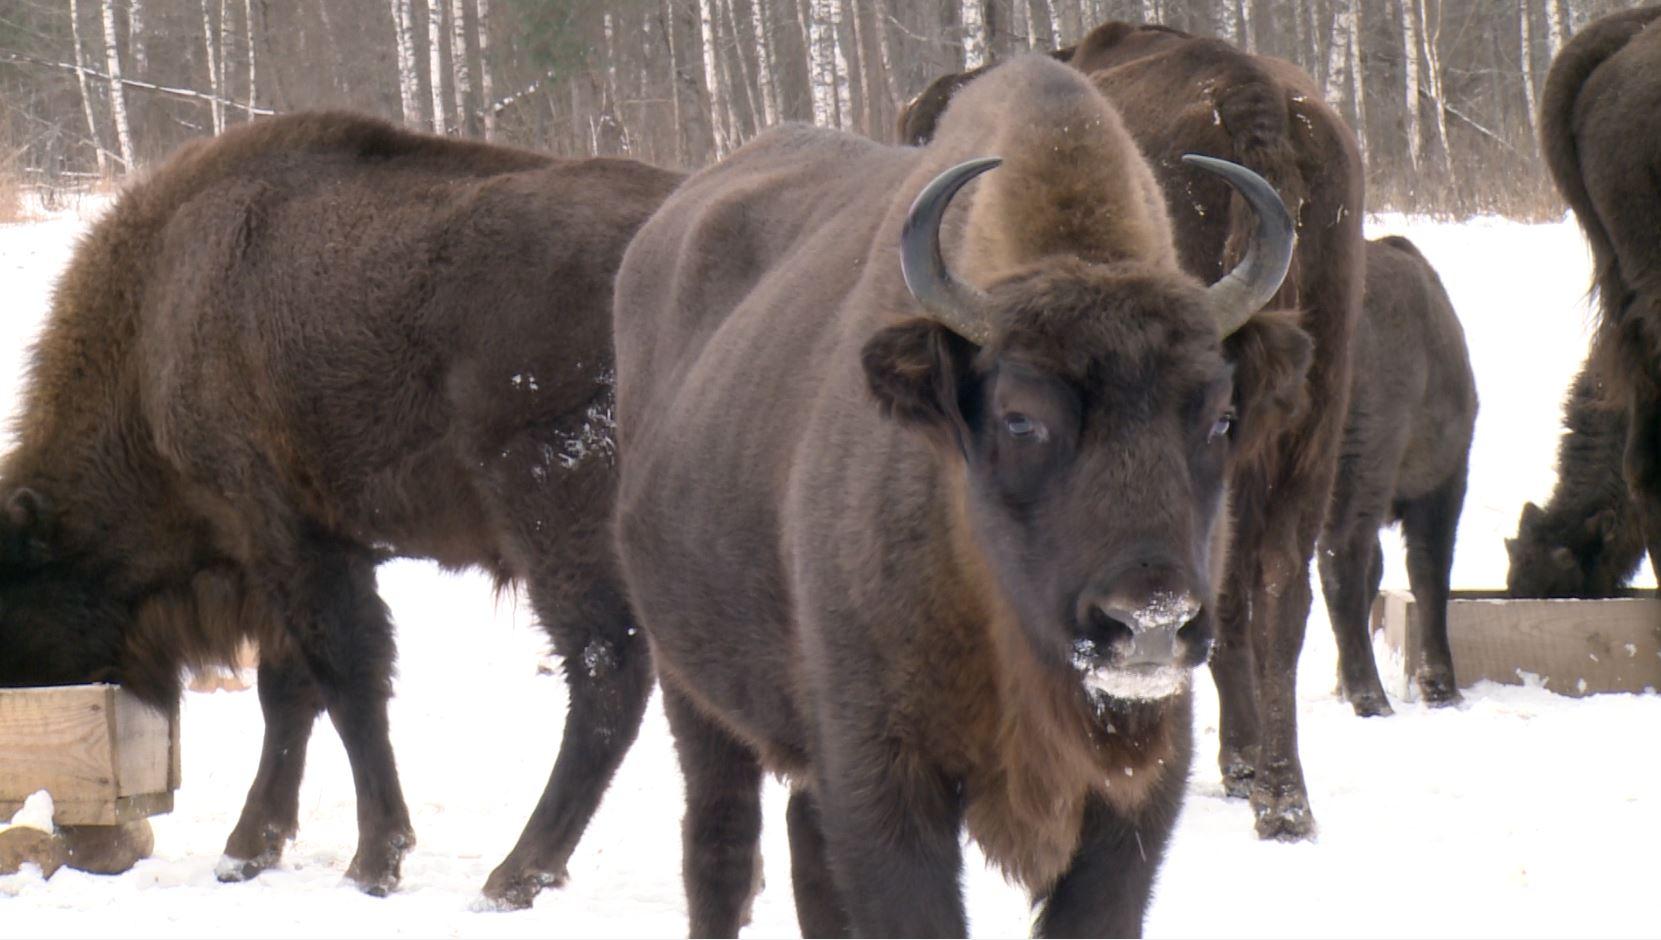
[
  {"x1": 215, "y1": 849, "x2": 279, "y2": 883},
  {"x1": 1415, "y1": 670, "x2": 1462, "y2": 707},
  {"x1": 1250, "y1": 788, "x2": 1316, "y2": 842},
  {"x1": 479, "y1": 864, "x2": 568, "y2": 911},
  {"x1": 1345, "y1": 689, "x2": 1394, "y2": 718},
  {"x1": 346, "y1": 830, "x2": 415, "y2": 897}
]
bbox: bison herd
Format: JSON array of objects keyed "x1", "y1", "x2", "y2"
[{"x1": 0, "y1": 10, "x2": 1654, "y2": 938}]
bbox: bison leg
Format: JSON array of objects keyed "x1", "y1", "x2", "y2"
[
  {"x1": 480, "y1": 574, "x2": 652, "y2": 910},
  {"x1": 217, "y1": 644, "x2": 323, "y2": 882},
  {"x1": 273, "y1": 541, "x2": 414, "y2": 896},
  {"x1": 1317, "y1": 522, "x2": 1394, "y2": 717},
  {"x1": 786, "y1": 788, "x2": 851, "y2": 938},
  {"x1": 1396, "y1": 464, "x2": 1468, "y2": 706},
  {"x1": 1247, "y1": 538, "x2": 1317, "y2": 841},
  {"x1": 1209, "y1": 560, "x2": 1261, "y2": 798},
  {"x1": 662, "y1": 684, "x2": 765, "y2": 938},
  {"x1": 1628, "y1": 380, "x2": 1661, "y2": 593},
  {"x1": 1033, "y1": 756, "x2": 1189, "y2": 938}
]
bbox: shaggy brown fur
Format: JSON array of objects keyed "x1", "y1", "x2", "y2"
[
  {"x1": 1539, "y1": 5, "x2": 1661, "y2": 593},
  {"x1": 1318, "y1": 236, "x2": 1477, "y2": 713},
  {"x1": 0, "y1": 112, "x2": 682, "y2": 905},
  {"x1": 898, "y1": 20, "x2": 1366, "y2": 843},
  {"x1": 614, "y1": 56, "x2": 1311, "y2": 937}
]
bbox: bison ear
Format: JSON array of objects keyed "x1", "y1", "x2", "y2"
[
  {"x1": 1588, "y1": 508, "x2": 1618, "y2": 542},
  {"x1": 1504, "y1": 537, "x2": 1520, "y2": 559},
  {"x1": 862, "y1": 318, "x2": 980, "y2": 448},
  {"x1": 1519, "y1": 502, "x2": 1544, "y2": 530},
  {"x1": 1223, "y1": 308, "x2": 1313, "y2": 463},
  {"x1": 3, "y1": 487, "x2": 55, "y2": 567}
]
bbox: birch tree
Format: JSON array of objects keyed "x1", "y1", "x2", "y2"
[
  {"x1": 961, "y1": 0, "x2": 987, "y2": 69},
  {"x1": 100, "y1": 0, "x2": 135, "y2": 170},
  {"x1": 1543, "y1": 0, "x2": 1568, "y2": 60},
  {"x1": 1400, "y1": 0, "x2": 1422, "y2": 172},
  {"x1": 450, "y1": 0, "x2": 472, "y2": 134},
  {"x1": 1347, "y1": 0, "x2": 1366, "y2": 167},
  {"x1": 749, "y1": 0, "x2": 780, "y2": 127},
  {"x1": 475, "y1": 0, "x2": 494, "y2": 139},
  {"x1": 68, "y1": 0, "x2": 109, "y2": 173},
  {"x1": 390, "y1": 0, "x2": 422, "y2": 128},
  {"x1": 1416, "y1": 0, "x2": 1452, "y2": 174},
  {"x1": 199, "y1": 0, "x2": 223, "y2": 134},
  {"x1": 1518, "y1": 0, "x2": 1539, "y2": 141},
  {"x1": 806, "y1": 0, "x2": 842, "y2": 129},
  {"x1": 428, "y1": 0, "x2": 448, "y2": 134},
  {"x1": 243, "y1": 0, "x2": 256, "y2": 117},
  {"x1": 128, "y1": 0, "x2": 147, "y2": 75},
  {"x1": 698, "y1": 0, "x2": 730, "y2": 156},
  {"x1": 869, "y1": 0, "x2": 899, "y2": 115}
]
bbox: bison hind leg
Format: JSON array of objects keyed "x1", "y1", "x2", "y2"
[
  {"x1": 1396, "y1": 464, "x2": 1468, "y2": 707},
  {"x1": 479, "y1": 572, "x2": 653, "y2": 910}
]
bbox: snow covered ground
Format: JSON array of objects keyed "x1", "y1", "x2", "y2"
[{"x1": 2, "y1": 199, "x2": 1657, "y2": 938}]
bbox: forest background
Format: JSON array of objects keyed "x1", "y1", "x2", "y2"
[{"x1": 0, "y1": 0, "x2": 1650, "y2": 221}]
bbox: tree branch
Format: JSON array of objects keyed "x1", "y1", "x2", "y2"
[{"x1": 0, "y1": 49, "x2": 276, "y2": 116}]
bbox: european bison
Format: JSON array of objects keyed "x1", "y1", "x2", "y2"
[
  {"x1": 1506, "y1": 361, "x2": 1645, "y2": 597},
  {"x1": 1318, "y1": 236, "x2": 1476, "y2": 712},
  {"x1": 613, "y1": 56, "x2": 1310, "y2": 936},
  {"x1": 0, "y1": 112, "x2": 682, "y2": 906},
  {"x1": 1539, "y1": 5, "x2": 1661, "y2": 595},
  {"x1": 900, "y1": 20, "x2": 1365, "y2": 841}
]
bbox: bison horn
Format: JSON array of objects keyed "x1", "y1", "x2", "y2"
[
  {"x1": 901, "y1": 156, "x2": 1001, "y2": 344},
  {"x1": 1181, "y1": 153, "x2": 1297, "y2": 337}
]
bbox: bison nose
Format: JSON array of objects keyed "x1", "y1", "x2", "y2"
[{"x1": 1075, "y1": 569, "x2": 1205, "y2": 670}]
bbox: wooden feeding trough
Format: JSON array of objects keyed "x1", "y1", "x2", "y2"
[
  {"x1": 1370, "y1": 589, "x2": 1661, "y2": 697},
  {"x1": 0, "y1": 684, "x2": 179, "y2": 876}
]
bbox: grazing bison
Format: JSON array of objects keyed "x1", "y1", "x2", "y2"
[
  {"x1": 900, "y1": 20, "x2": 1365, "y2": 841},
  {"x1": 1318, "y1": 236, "x2": 1476, "y2": 712},
  {"x1": 613, "y1": 56, "x2": 1310, "y2": 936},
  {"x1": 1506, "y1": 361, "x2": 1646, "y2": 597},
  {"x1": 1539, "y1": 5, "x2": 1661, "y2": 596},
  {"x1": 0, "y1": 112, "x2": 682, "y2": 906}
]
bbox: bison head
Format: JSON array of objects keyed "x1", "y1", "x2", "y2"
[
  {"x1": 1505, "y1": 501, "x2": 1626, "y2": 598},
  {"x1": 863, "y1": 156, "x2": 1311, "y2": 704},
  {"x1": 0, "y1": 486, "x2": 126, "y2": 691}
]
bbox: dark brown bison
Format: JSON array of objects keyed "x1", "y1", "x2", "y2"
[
  {"x1": 1318, "y1": 236, "x2": 1476, "y2": 712},
  {"x1": 1506, "y1": 360, "x2": 1646, "y2": 597},
  {"x1": 613, "y1": 56, "x2": 1310, "y2": 936},
  {"x1": 0, "y1": 112, "x2": 682, "y2": 907},
  {"x1": 1539, "y1": 5, "x2": 1661, "y2": 597},
  {"x1": 900, "y1": 21, "x2": 1365, "y2": 841}
]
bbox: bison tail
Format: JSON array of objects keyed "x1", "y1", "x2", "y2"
[{"x1": 1539, "y1": 7, "x2": 1661, "y2": 310}]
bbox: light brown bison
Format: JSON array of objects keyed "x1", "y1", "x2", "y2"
[
  {"x1": 1538, "y1": 5, "x2": 1661, "y2": 596},
  {"x1": 899, "y1": 21, "x2": 1366, "y2": 841},
  {"x1": 0, "y1": 112, "x2": 682, "y2": 907},
  {"x1": 613, "y1": 56, "x2": 1310, "y2": 936},
  {"x1": 1319, "y1": 236, "x2": 1476, "y2": 710}
]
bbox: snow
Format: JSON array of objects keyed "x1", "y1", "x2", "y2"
[
  {"x1": 1, "y1": 791, "x2": 56, "y2": 836},
  {"x1": 2, "y1": 201, "x2": 1658, "y2": 936}
]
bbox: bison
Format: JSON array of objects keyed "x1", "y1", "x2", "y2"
[
  {"x1": 1506, "y1": 360, "x2": 1645, "y2": 597},
  {"x1": 0, "y1": 112, "x2": 682, "y2": 907},
  {"x1": 1318, "y1": 236, "x2": 1476, "y2": 712},
  {"x1": 1539, "y1": 5, "x2": 1661, "y2": 598},
  {"x1": 899, "y1": 20, "x2": 1365, "y2": 841},
  {"x1": 612, "y1": 56, "x2": 1310, "y2": 936}
]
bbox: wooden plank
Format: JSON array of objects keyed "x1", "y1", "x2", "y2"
[
  {"x1": 1373, "y1": 590, "x2": 1661, "y2": 696},
  {"x1": 112, "y1": 692, "x2": 173, "y2": 797},
  {"x1": 0, "y1": 686, "x2": 119, "y2": 805},
  {"x1": 0, "y1": 792, "x2": 173, "y2": 827}
]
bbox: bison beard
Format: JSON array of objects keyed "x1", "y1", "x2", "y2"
[
  {"x1": 0, "y1": 112, "x2": 682, "y2": 905},
  {"x1": 614, "y1": 56, "x2": 1310, "y2": 937}
]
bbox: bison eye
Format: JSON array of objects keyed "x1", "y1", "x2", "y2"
[
  {"x1": 1003, "y1": 413, "x2": 1047, "y2": 442},
  {"x1": 1208, "y1": 413, "x2": 1235, "y2": 442}
]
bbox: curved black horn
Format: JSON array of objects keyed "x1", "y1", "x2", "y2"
[
  {"x1": 1181, "y1": 153, "x2": 1297, "y2": 337},
  {"x1": 900, "y1": 156, "x2": 1002, "y2": 344}
]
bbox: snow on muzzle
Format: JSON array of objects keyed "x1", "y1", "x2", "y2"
[{"x1": 1072, "y1": 588, "x2": 1206, "y2": 701}]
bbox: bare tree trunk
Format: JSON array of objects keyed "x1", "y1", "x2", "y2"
[
  {"x1": 1348, "y1": 0, "x2": 1366, "y2": 168},
  {"x1": 1543, "y1": 0, "x2": 1567, "y2": 60},
  {"x1": 1416, "y1": 0, "x2": 1452, "y2": 174},
  {"x1": 698, "y1": 0, "x2": 731, "y2": 156},
  {"x1": 391, "y1": 0, "x2": 421, "y2": 127},
  {"x1": 427, "y1": 0, "x2": 447, "y2": 133},
  {"x1": 242, "y1": 0, "x2": 256, "y2": 118},
  {"x1": 669, "y1": 0, "x2": 714, "y2": 166},
  {"x1": 217, "y1": 0, "x2": 230, "y2": 123},
  {"x1": 100, "y1": 0, "x2": 135, "y2": 170},
  {"x1": 961, "y1": 0, "x2": 987, "y2": 67},
  {"x1": 1235, "y1": 0, "x2": 1254, "y2": 52},
  {"x1": 474, "y1": 0, "x2": 494, "y2": 139},
  {"x1": 69, "y1": 0, "x2": 109, "y2": 173},
  {"x1": 1518, "y1": 0, "x2": 1539, "y2": 142},
  {"x1": 128, "y1": 0, "x2": 147, "y2": 75},
  {"x1": 1056, "y1": 0, "x2": 1081, "y2": 43},
  {"x1": 870, "y1": 0, "x2": 899, "y2": 115},
  {"x1": 807, "y1": 0, "x2": 837, "y2": 127},
  {"x1": 1400, "y1": 0, "x2": 1421, "y2": 171},
  {"x1": 199, "y1": 0, "x2": 223, "y2": 134},
  {"x1": 750, "y1": 0, "x2": 780, "y2": 126},
  {"x1": 721, "y1": 0, "x2": 760, "y2": 137},
  {"x1": 845, "y1": 0, "x2": 870, "y2": 134},
  {"x1": 450, "y1": 0, "x2": 472, "y2": 134},
  {"x1": 1325, "y1": 0, "x2": 1351, "y2": 106}
]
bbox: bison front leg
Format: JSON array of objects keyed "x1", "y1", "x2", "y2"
[
  {"x1": 271, "y1": 542, "x2": 415, "y2": 896},
  {"x1": 481, "y1": 574, "x2": 653, "y2": 910},
  {"x1": 1247, "y1": 539, "x2": 1317, "y2": 841},
  {"x1": 217, "y1": 644, "x2": 323, "y2": 882},
  {"x1": 661, "y1": 685, "x2": 766, "y2": 938},
  {"x1": 1209, "y1": 561, "x2": 1261, "y2": 798},
  {"x1": 786, "y1": 788, "x2": 851, "y2": 938}
]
